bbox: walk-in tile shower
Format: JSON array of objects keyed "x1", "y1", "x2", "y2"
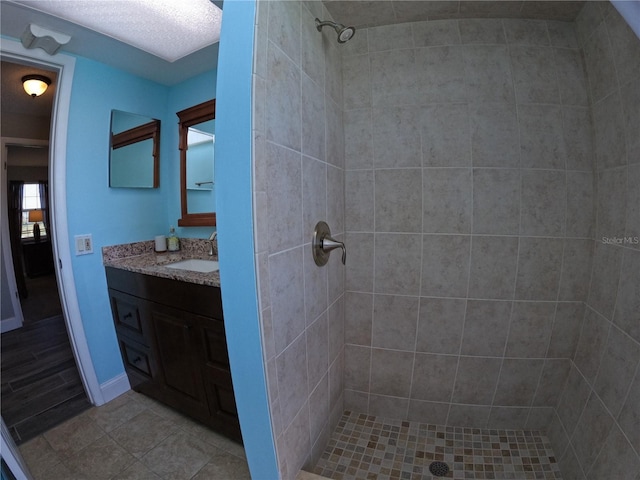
[{"x1": 252, "y1": 1, "x2": 640, "y2": 478}]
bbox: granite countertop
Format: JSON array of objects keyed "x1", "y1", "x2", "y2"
[{"x1": 102, "y1": 238, "x2": 220, "y2": 287}]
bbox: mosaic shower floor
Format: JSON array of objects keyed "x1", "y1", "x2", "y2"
[{"x1": 313, "y1": 411, "x2": 563, "y2": 480}]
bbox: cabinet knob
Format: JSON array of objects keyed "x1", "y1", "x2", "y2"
[{"x1": 123, "y1": 312, "x2": 133, "y2": 320}]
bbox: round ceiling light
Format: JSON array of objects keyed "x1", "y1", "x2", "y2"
[{"x1": 22, "y1": 74, "x2": 51, "y2": 98}]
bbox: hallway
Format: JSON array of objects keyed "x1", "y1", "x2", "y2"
[{"x1": 1, "y1": 273, "x2": 90, "y2": 444}]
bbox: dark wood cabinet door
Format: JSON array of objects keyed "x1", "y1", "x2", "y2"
[
  {"x1": 150, "y1": 305, "x2": 209, "y2": 418},
  {"x1": 196, "y1": 316, "x2": 242, "y2": 442}
]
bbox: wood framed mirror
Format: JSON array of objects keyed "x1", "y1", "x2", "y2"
[{"x1": 177, "y1": 99, "x2": 216, "y2": 226}]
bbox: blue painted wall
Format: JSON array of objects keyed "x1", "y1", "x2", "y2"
[
  {"x1": 216, "y1": 0, "x2": 279, "y2": 477},
  {"x1": 66, "y1": 57, "x2": 170, "y2": 382},
  {"x1": 65, "y1": 56, "x2": 217, "y2": 383}
]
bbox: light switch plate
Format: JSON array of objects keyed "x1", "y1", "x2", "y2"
[{"x1": 74, "y1": 234, "x2": 93, "y2": 255}]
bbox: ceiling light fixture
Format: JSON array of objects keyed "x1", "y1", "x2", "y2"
[
  {"x1": 22, "y1": 74, "x2": 51, "y2": 97},
  {"x1": 15, "y1": 0, "x2": 222, "y2": 63}
]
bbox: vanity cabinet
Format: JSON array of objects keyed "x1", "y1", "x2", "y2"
[{"x1": 105, "y1": 267, "x2": 241, "y2": 443}]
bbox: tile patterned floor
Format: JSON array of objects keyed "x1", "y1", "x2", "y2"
[
  {"x1": 314, "y1": 411, "x2": 563, "y2": 480},
  {"x1": 17, "y1": 390, "x2": 251, "y2": 480}
]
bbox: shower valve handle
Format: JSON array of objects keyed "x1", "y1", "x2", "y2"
[
  {"x1": 322, "y1": 236, "x2": 346, "y2": 265},
  {"x1": 312, "y1": 221, "x2": 346, "y2": 266}
]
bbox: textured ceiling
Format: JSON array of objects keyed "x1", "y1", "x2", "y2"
[
  {"x1": 10, "y1": 0, "x2": 222, "y2": 63},
  {"x1": 322, "y1": 1, "x2": 587, "y2": 28},
  {"x1": 0, "y1": 1, "x2": 219, "y2": 86}
]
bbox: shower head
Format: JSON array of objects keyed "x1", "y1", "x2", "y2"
[{"x1": 315, "y1": 18, "x2": 356, "y2": 44}]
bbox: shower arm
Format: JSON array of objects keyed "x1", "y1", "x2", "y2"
[{"x1": 315, "y1": 19, "x2": 337, "y2": 30}]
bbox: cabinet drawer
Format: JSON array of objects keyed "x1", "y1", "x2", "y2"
[
  {"x1": 118, "y1": 336, "x2": 155, "y2": 379},
  {"x1": 109, "y1": 289, "x2": 152, "y2": 345}
]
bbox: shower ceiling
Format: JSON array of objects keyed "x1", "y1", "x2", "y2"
[{"x1": 322, "y1": 1, "x2": 586, "y2": 28}]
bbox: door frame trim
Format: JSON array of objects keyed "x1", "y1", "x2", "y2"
[{"x1": 1, "y1": 38, "x2": 103, "y2": 410}]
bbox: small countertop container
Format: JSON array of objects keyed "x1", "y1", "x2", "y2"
[{"x1": 102, "y1": 238, "x2": 220, "y2": 287}]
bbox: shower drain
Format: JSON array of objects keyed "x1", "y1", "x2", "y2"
[{"x1": 429, "y1": 461, "x2": 450, "y2": 477}]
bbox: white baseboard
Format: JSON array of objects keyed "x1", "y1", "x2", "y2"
[
  {"x1": 99, "y1": 373, "x2": 130, "y2": 405},
  {"x1": 1, "y1": 316, "x2": 22, "y2": 334}
]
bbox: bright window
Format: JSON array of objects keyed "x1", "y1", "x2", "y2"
[{"x1": 21, "y1": 183, "x2": 46, "y2": 240}]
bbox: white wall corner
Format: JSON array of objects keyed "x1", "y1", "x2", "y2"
[{"x1": 99, "y1": 373, "x2": 130, "y2": 405}]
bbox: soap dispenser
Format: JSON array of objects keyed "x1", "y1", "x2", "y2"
[{"x1": 167, "y1": 226, "x2": 180, "y2": 252}]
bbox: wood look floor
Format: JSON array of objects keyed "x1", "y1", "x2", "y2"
[{"x1": 1, "y1": 274, "x2": 90, "y2": 444}]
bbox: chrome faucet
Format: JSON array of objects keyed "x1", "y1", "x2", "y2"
[{"x1": 208, "y1": 231, "x2": 217, "y2": 256}]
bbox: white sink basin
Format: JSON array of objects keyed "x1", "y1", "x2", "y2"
[{"x1": 165, "y1": 259, "x2": 219, "y2": 273}]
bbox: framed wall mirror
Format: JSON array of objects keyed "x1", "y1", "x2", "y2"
[
  {"x1": 177, "y1": 99, "x2": 216, "y2": 226},
  {"x1": 109, "y1": 110, "x2": 160, "y2": 188}
]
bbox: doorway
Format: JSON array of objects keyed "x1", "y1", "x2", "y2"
[
  {"x1": 0, "y1": 61, "x2": 90, "y2": 444},
  {"x1": 0, "y1": 37, "x2": 104, "y2": 478}
]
